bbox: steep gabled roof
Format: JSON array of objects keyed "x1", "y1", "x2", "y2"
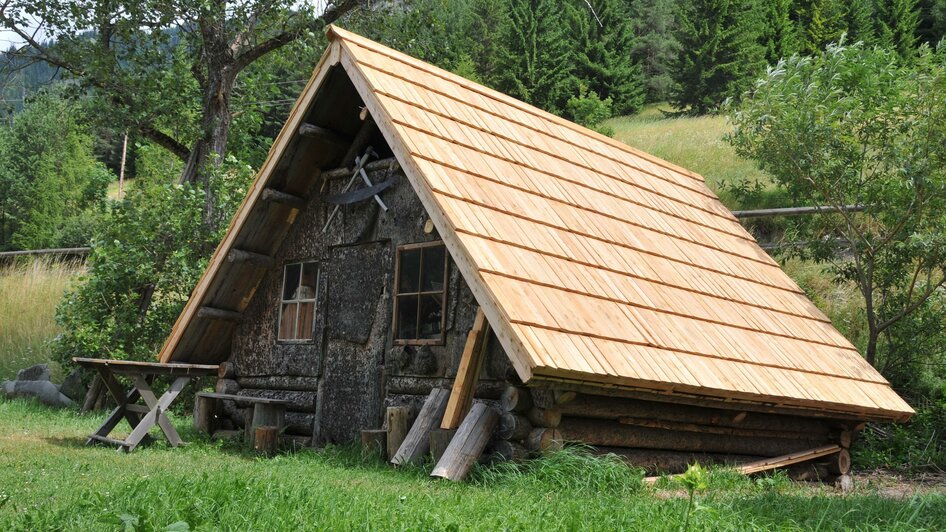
[{"x1": 159, "y1": 26, "x2": 913, "y2": 422}]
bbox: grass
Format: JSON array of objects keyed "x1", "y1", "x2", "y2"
[
  {"x1": 0, "y1": 259, "x2": 83, "y2": 381},
  {"x1": 605, "y1": 104, "x2": 787, "y2": 209},
  {"x1": 106, "y1": 178, "x2": 134, "y2": 201},
  {"x1": 1, "y1": 400, "x2": 944, "y2": 531}
]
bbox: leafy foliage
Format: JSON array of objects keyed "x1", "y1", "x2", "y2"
[
  {"x1": 565, "y1": 84, "x2": 614, "y2": 136},
  {"x1": 729, "y1": 43, "x2": 946, "y2": 383}
]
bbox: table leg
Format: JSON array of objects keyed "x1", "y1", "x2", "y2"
[
  {"x1": 95, "y1": 367, "x2": 144, "y2": 428},
  {"x1": 127, "y1": 375, "x2": 189, "y2": 450},
  {"x1": 87, "y1": 387, "x2": 141, "y2": 445}
]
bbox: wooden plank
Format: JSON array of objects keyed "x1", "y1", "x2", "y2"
[
  {"x1": 643, "y1": 444, "x2": 843, "y2": 484},
  {"x1": 441, "y1": 309, "x2": 489, "y2": 429},
  {"x1": 260, "y1": 188, "x2": 307, "y2": 209},
  {"x1": 196, "y1": 306, "x2": 243, "y2": 323},
  {"x1": 431, "y1": 402, "x2": 499, "y2": 481},
  {"x1": 196, "y1": 392, "x2": 289, "y2": 405},
  {"x1": 74, "y1": 358, "x2": 219, "y2": 376},
  {"x1": 298, "y1": 122, "x2": 349, "y2": 145},
  {"x1": 391, "y1": 388, "x2": 450, "y2": 466}
]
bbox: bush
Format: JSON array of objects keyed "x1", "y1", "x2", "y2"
[
  {"x1": 566, "y1": 85, "x2": 614, "y2": 136},
  {"x1": 855, "y1": 391, "x2": 946, "y2": 472}
]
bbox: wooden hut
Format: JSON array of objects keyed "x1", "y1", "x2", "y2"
[{"x1": 159, "y1": 26, "x2": 912, "y2": 478}]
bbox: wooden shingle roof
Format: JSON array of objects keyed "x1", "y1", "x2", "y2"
[{"x1": 159, "y1": 26, "x2": 913, "y2": 422}]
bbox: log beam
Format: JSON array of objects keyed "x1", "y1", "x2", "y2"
[
  {"x1": 261, "y1": 187, "x2": 307, "y2": 209},
  {"x1": 431, "y1": 402, "x2": 499, "y2": 481},
  {"x1": 298, "y1": 122, "x2": 349, "y2": 145},
  {"x1": 196, "y1": 306, "x2": 243, "y2": 323},
  {"x1": 227, "y1": 248, "x2": 274, "y2": 268}
]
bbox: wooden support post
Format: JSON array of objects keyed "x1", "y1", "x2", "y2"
[
  {"x1": 340, "y1": 118, "x2": 377, "y2": 168},
  {"x1": 429, "y1": 428, "x2": 457, "y2": 462},
  {"x1": 261, "y1": 187, "x2": 307, "y2": 209},
  {"x1": 442, "y1": 309, "x2": 490, "y2": 429},
  {"x1": 392, "y1": 388, "x2": 451, "y2": 466},
  {"x1": 196, "y1": 306, "x2": 243, "y2": 323},
  {"x1": 298, "y1": 123, "x2": 349, "y2": 145},
  {"x1": 361, "y1": 429, "x2": 387, "y2": 460},
  {"x1": 193, "y1": 394, "x2": 218, "y2": 434},
  {"x1": 227, "y1": 248, "x2": 274, "y2": 268},
  {"x1": 82, "y1": 374, "x2": 105, "y2": 412},
  {"x1": 249, "y1": 403, "x2": 285, "y2": 449},
  {"x1": 254, "y1": 426, "x2": 279, "y2": 456},
  {"x1": 386, "y1": 406, "x2": 409, "y2": 461},
  {"x1": 431, "y1": 402, "x2": 499, "y2": 481}
]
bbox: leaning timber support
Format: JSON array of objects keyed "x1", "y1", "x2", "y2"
[
  {"x1": 392, "y1": 388, "x2": 450, "y2": 466},
  {"x1": 644, "y1": 444, "x2": 844, "y2": 484},
  {"x1": 429, "y1": 428, "x2": 457, "y2": 462},
  {"x1": 340, "y1": 118, "x2": 377, "y2": 168},
  {"x1": 431, "y1": 402, "x2": 499, "y2": 481},
  {"x1": 442, "y1": 309, "x2": 490, "y2": 429}
]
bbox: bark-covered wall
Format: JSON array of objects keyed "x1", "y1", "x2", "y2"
[{"x1": 227, "y1": 163, "x2": 513, "y2": 443}]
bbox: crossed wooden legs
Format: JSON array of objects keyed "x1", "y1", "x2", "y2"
[{"x1": 87, "y1": 368, "x2": 190, "y2": 452}]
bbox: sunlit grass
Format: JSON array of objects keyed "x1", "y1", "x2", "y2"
[{"x1": 0, "y1": 259, "x2": 83, "y2": 381}]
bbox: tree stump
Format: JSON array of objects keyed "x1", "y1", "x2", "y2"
[
  {"x1": 386, "y1": 406, "x2": 409, "y2": 462},
  {"x1": 361, "y1": 429, "x2": 387, "y2": 460},
  {"x1": 193, "y1": 394, "x2": 218, "y2": 434},
  {"x1": 254, "y1": 426, "x2": 278, "y2": 456}
]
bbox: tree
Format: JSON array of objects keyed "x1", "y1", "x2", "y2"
[
  {"x1": 628, "y1": 0, "x2": 679, "y2": 102},
  {"x1": 571, "y1": 0, "x2": 644, "y2": 115},
  {"x1": 759, "y1": 0, "x2": 800, "y2": 65},
  {"x1": 670, "y1": 0, "x2": 764, "y2": 114},
  {"x1": 0, "y1": 90, "x2": 111, "y2": 250},
  {"x1": 0, "y1": 0, "x2": 362, "y2": 230},
  {"x1": 796, "y1": 0, "x2": 847, "y2": 54},
  {"x1": 877, "y1": 0, "x2": 921, "y2": 58},
  {"x1": 846, "y1": 0, "x2": 878, "y2": 45},
  {"x1": 729, "y1": 43, "x2": 946, "y2": 378},
  {"x1": 495, "y1": 0, "x2": 577, "y2": 114}
]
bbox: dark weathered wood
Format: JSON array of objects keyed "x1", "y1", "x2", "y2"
[
  {"x1": 261, "y1": 187, "x2": 307, "y2": 209},
  {"x1": 340, "y1": 118, "x2": 377, "y2": 168},
  {"x1": 559, "y1": 417, "x2": 827, "y2": 456},
  {"x1": 594, "y1": 446, "x2": 764, "y2": 474},
  {"x1": 732, "y1": 204, "x2": 866, "y2": 219},
  {"x1": 386, "y1": 406, "x2": 410, "y2": 462},
  {"x1": 218, "y1": 361, "x2": 235, "y2": 379},
  {"x1": 197, "y1": 392, "x2": 289, "y2": 405},
  {"x1": 787, "y1": 462, "x2": 831, "y2": 482},
  {"x1": 216, "y1": 378, "x2": 240, "y2": 395},
  {"x1": 249, "y1": 402, "x2": 286, "y2": 448},
  {"x1": 429, "y1": 428, "x2": 457, "y2": 462},
  {"x1": 254, "y1": 426, "x2": 279, "y2": 456},
  {"x1": 527, "y1": 407, "x2": 561, "y2": 428},
  {"x1": 496, "y1": 412, "x2": 533, "y2": 441},
  {"x1": 391, "y1": 387, "x2": 451, "y2": 466},
  {"x1": 320, "y1": 157, "x2": 400, "y2": 180},
  {"x1": 196, "y1": 306, "x2": 243, "y2": 323},
  {"x1": 193, "y1": 394, "x2": 218, "y2": 433},
  {"x1": 559, "y1": 394, "x2": 835, "y2": 436},
  {"x1": 387, "y1": 376, "x2": 506, "y2": 398},
  {"x1": 87, "y1": 434, "x2": 130, "y2": 449},
  {"x1": 501, "y1": 386, "x2": 533, "y2": 413},
  {"x1": 361, "y1": 429, "x2": 387, "y2": 459},
  {"x1": 839, "y1": 430, "x2": 853, "y2": 448},
  {"x1": 74, "y1": 358, "x2": 219, "y2": 377},
  {"x1": 82, "y1": 374, "x2": 105, "y2": 412},
  {"x1": 431, "y1": 403, "x2": 499, "y2": 481},
  {"x1": 227, "y1": 248, "x2": 274, "y2": 268},
  {"x1": 822, "y1": 449, "x2": 851, "y2": 475},
  {"x1": 491, "y1": 440, "x2": 529, "y2": 461},
  {"x1": 442, "y1": 309, "x2": 489, "y2": 429},
  {"x1": 525, "y1": 428, "x2": 563, "y2": 453},
  {"x1": 616, "y1": 416, "x2": 819, "y2": 440},
  {"x1": 297, "y1": 122, "x2": 349, "y2": 145}
]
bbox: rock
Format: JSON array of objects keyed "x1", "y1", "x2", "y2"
[
  {"x1": 16, "y1": 364, "x2": 50, "y2": 382},
  {"x1": 12, "y1": 380, "x2": 74, "y2": 407},
  {"x1": 59, "y1": 369, "x2": 87, "y2": 403},
  {"x1": 2, "y1": 380, "x2": 14, "y2": 398}
]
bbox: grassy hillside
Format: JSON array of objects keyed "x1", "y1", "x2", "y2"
[
  {"x1": 0, "y1": 260, "x2": 82, "y2": 380},
  {"x1": 605, "y1": 105, "x2": 783, "y2": 209},
  {"x1": 1, "y1": 400, "x2": 943, "y2": 530}
]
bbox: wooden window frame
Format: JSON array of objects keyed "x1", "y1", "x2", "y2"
[
  {"x1": 277, "y1": 260, "x2": 319, "y2": 344},
  {"x1": 392, "y1": 241, "x2": 449, "y2": 346}
]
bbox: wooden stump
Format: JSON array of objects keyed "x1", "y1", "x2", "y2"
[
  {"x1": 391, "y1": 388, "x2": 450, "y2": 466},
  {"x1": 249, "y1": 403, "x2": 285, "y2": 448},
  {"x1": 501, "y1": 386, "x2": 532, "y2": 413},
  {"x1": 254, "y1": 426, "x2": 279, "y2": 456},
  {"x1": 429, "y1": 429, "x2": 457, "y2": 462},
  {"x1": 386, "y1": 406, "x2": 409, "y2": 461},
  {"x1": 431, "y1": 402, "x2": 499, "y2": 481},
  {"x1": 193, "y1": 394, "x2": 218, "y2": 434},
  {"x1": 525, "y1": 428, "x2": 563, "y2": 453},
  {"x1": 823, "y1": 449, "x2": 851, "y2": 475},
  {"x1": 361, "y1": 429, "x2": 387, "y2": 459},
  {"x1": 496, "y1": 412, "x2": 533, "y2": 441}
]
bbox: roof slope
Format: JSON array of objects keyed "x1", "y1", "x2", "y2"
[{"x1": 160, "y1": 25, "x2": 913, "y2": 422}]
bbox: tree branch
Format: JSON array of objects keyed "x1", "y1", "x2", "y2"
[{"x1": 877, "y1": 274, "x2": 946, "y2": 333}]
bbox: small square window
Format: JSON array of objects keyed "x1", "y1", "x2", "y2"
[
  {"x1": 278, "y1": 261, "x2": 319, "y2": 342},
  {"x1": 393, "y1": 242, "x2": 448, "y2": 344}
]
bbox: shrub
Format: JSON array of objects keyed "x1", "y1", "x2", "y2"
[{"x1": 566, "y1": 85, "x2": 614, "y2": 136}]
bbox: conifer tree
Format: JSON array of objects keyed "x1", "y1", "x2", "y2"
[
  {"x1": 628, "y1": 0, "x2": 680, "y2": 102},
  {"x1": 760, "y1": 0, "x2": 800, "y2": 65},
  {"x1": 798, "y1": 0, "x2": 847, "y2": 54},
  {"x1": 877, "y1": 0, "x2": 921, "y2": 58},
  {"x1": 496, "y1": 0, "x2": 576, "y2": 113},
  {"x1": 670, "y1": 0, "x2": 765, "y2": 114},
  {"x1": 846, "y1": 0, "x2": 878, "y2": 45},
  {"x1": 571, "y1": 0, "x2": 644, "y2": 115}
]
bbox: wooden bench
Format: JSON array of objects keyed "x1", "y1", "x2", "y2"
[{"x1": 194, "y1": 392, "x2": 289, "y2": 447}]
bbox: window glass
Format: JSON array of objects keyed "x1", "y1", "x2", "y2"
[
  {"x1": 278, "y1": 261, "x2": 318, "y2": 342},
  {"x1": 393, "y1": 243, "x2": 447, "y2": 344}
]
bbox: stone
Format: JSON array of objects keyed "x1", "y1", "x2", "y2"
[
  {"x1": 11, "y1": 380, "x2": 74, "y2": 407},
  {"x1": 2, "y1": 380, "x2": 14, "y2": 398},
  {"x1": 59, "y1": 369, "x2": 87, "y2": 403},
  {"x1": 16, "y1": 364, "x2": 50, "y2": 382}
]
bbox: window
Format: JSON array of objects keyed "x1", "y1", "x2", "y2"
[
  {"x1": 394, "y1": 242, "x2": 448, "y2": 344},
  {"x1": 278, "y1": 261, "x2": 319, "y2": 342}
]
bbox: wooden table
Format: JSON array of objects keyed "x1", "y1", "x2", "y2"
[{"x1": 73, "y1": 358, "x2": 219, "y2": 452}]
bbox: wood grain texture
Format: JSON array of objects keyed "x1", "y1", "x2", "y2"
[
  {"x1": 431, "y1": 402, "x2": 498, "y2": 481},
  {"x1": 441, "y1": 309, "x2": 489, "y2": 429}
]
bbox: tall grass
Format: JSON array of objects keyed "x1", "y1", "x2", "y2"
[{"x1": 0, "y1": 259, "x2": 83, "y2": 380}]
